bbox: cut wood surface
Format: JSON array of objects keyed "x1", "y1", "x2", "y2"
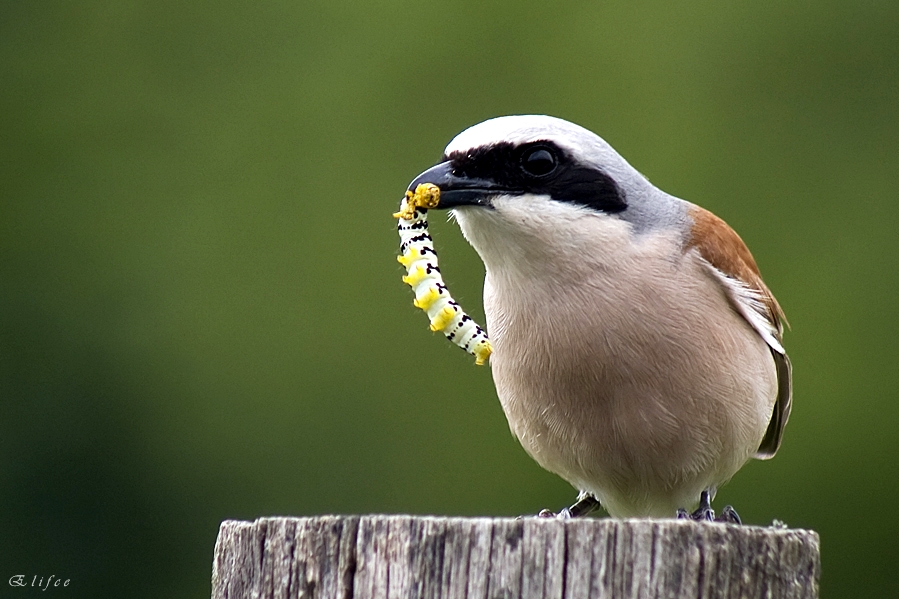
[{"x1": 212, "y1": 515, "x2": 819, "y2": 599}]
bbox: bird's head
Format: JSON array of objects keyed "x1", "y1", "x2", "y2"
[{"x1": 407, "y1": 115, "x2": 687, "y2": 272}]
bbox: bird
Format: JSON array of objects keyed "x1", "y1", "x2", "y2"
[{"x1": 405, "y1": 115, "x2": 791, "y2": 522}]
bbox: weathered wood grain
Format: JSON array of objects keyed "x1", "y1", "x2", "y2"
[{"x1": 212, "y1": 516, "x2": 819, "y2": 599}]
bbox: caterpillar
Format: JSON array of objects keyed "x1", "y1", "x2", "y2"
[{"x1": 394, "y1": 183, "x2": 493, "y2": 366}]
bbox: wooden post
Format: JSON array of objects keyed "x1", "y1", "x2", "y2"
[{"x1": 212, "y1": 516, "x2": 819, "y2": 599}]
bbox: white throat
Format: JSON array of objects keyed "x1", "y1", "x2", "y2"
[{"x1": 451, "y1": 194, "x2": 635, "y2": 282}]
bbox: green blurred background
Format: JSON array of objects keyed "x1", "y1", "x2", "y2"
[{"x1": 1, "y1": 1, "x2": 897, "y2": 597}]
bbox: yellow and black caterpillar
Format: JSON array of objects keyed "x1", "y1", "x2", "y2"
[{"x1": 395, "y1": 184, "x2": 493, "y2": 365}]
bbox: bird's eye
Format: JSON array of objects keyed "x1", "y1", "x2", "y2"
[{"x1": 521, "y1": 146, "x2": 557, "y2": 177}]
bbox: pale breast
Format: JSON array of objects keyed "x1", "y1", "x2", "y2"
[{"x1": 482, "y1": 232, "x2": 777, "y2": 516}]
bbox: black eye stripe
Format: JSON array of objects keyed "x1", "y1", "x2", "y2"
[{"x1": 444, "y1": 141, "x2": 627, "y2": 214}]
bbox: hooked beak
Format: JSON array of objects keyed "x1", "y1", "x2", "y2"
[{"x1": 407, "y1": 161, "x2": 512, "y2": 209}]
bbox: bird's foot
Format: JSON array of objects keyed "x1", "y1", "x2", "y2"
[
  {"x1": 718, "y1": 505, "x2": 742, "y2": 524},
  {"x1": 536, "y1": 508, "x2": 561, "y2": 519},
  {"x1": 533, "y1": 494, "x2": 600, "y2": 520},
  {"x1": 676, "y1": 490, "x2": 742, "y2": 524}
]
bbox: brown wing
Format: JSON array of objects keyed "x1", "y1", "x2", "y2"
[
  {"x1": 687, "y1": 206, "x2": 786, "y2": 328},
  {"x1": 686, "y1": 205, "x2": 791, "y2": 458}
]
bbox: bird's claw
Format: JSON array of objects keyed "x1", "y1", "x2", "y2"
[
  {"x1": 676, "y1": 491, "x2": 742, "y2": 524},
  {"x1": 718, "y1": 505, "x2": 742, "y2": 524},
  {"x1": 533, "y1": 508, "x2": 573, "y2": 519},
  {"x1": 531, "y1": 494, "x2": 600, "y2": 520}
]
